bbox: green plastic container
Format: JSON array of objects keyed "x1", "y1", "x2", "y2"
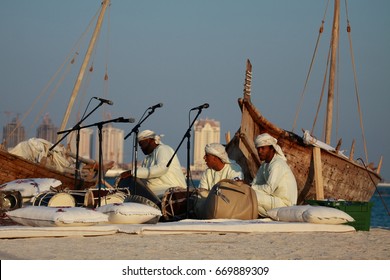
[{"x1": 306, "y1": 200, "x2": 373, "y2": 231}]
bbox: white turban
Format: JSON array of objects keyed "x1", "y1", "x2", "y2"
[
  {"x1": 254, "y1": 133, "x2": 287, "y2": 161},
  {"x1": 205, "y1": 143, "x2": 230, "y2": 163},
  {"x1": 137, "y1": 130, "x2": 163, "y2": 145}
]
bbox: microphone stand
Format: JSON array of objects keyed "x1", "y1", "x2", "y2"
[
  {"x1": 124, "y1": 107, "x2": 158, "y2": 194},
  {"x1": 74, "y1": 117, "x2": 131, "y2": 207},
  {"x1": 51, "y1": 101, "x2": 105, "y2": 190},
  {"x1": 167, "y1": 108, "x2": 204, "y2": 218}
]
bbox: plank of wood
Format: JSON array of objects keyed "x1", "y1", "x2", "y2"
[{"x1": 313, "y1": 147, "x2": 324, "y2": 200}]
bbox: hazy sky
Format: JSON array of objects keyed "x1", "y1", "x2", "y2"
[{"x1": 1, "y1": 0, "x2": 389, "y2": 181}]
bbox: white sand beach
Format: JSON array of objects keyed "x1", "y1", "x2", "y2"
[{"x1": 0, "y1": 228, "x2": 389, "y2": 260}]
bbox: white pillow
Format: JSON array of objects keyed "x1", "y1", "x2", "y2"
[
  {"x1": 302, "y1": 206, "x2": 355, "y2": 224},
  {"x1": 96, "y1": 202, "x2": 162, "y2": 224},
  {"x1": 267, "y1": 205, "x2": 354, "y2": 225},
  {"x1": 267, "y1": 205, "x2": 311, "y2": 222},
  {"x1": 6, "y1": 206, "x2": 108, "y2": 227},
  {"x1": 0, "y1": 178, "x2": 62, "y2": 198}
]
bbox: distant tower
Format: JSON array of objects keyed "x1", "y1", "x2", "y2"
[
  {"x1": 36, "y1": 114, "x2": 58, "y2": 143},
  {"x1": 67, "y1": 127, "x2": 94, "y2": 160},
  {"x1": 193, "y1": 118, "x2": 220, "y2": 170},
  {"x1": 96, "y1": 124, "x2": 124, "y2": 166},
  {"x1": 2, "y1": 115, "x2": 26, "y2": 149}
]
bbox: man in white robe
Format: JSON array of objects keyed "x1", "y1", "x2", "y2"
[
  {"x1": 251, "y1": 133, "x2": 298, "y2": 217},
  {"x1": 198, "y1": 143, "x2": 243, "y2": 190},
  {"x1": 120, "y1": 130, "x2": 186, "y2": 203}
]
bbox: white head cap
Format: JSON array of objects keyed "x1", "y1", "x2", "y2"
[
  {"x1": 205, "y1": 143, "x2": 230, "y2": 163},
  {"x1": 254, "y1": 133, "x2": 286, "y2": 161},
  {"x1": 137, "y1": 129, "x2": 163, "y2": 144}
]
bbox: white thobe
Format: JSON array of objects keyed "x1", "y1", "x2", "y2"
[
  {"x1": 251, "y1": 155, "x2": 298, "y2": 217},
  {"x1": 136, "y1": 144, "x2": 186, "y2": 197},
  {"x1": 198, "y1": 161, "x2": 243, "y2": 191}
]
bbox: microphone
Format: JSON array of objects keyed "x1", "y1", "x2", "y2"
[
  {"x1": 114, "y1": 117, "x2": 135, "y2": 123},
  {"x1": 190, "y1": 103, "x2": 209, "y2": 111},
  {"x1": 93, "y1": 97, "x2": 113, "y2": 105},
  {"x1": 148, "y1": 103, "x2": 163, "y2": 110}
]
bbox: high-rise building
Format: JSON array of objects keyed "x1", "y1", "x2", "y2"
[
  {"x1": 36, "y1": 114, "x2": 58, "y2": 143},
  {"x1": 96, "y1": 124, "x2": 124, "y2": 166},
  {"x1": 2, "y1": 116, "x2": 26, "y2": 149},
  {"x1": 67, "y1": 127, "x2": 94, "y2": 160},
  {"x1": 193, "y1": 118, "x2": 220, "y2": 170}
]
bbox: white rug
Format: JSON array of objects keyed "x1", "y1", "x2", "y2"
[
  {"x1": 116, "y1": 219, "x2": 356, "y2": 235},
  {"x1": 0, "y1": 219, "x2": 356, "y2": 239},
  {"x1": 0, "y1": 225, "x2": 118, "y2": 239}
]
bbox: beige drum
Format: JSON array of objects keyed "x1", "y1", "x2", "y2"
[
  {"x1": 161, "y1": 187, "x2": 210, "y2": 221},
  {"x1": 32, "y1": 192, "x2": 76, "y2": 207},
  {"x1": 161, "y1": 187, "x2": 191, "y2": 221},
  {"x1": 84, "y1": 189, "x2": 129, "y2": 208}
]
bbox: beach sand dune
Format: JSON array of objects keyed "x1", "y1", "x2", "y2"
[{"x1": 0, "y1": 228, "x2": 389, "y2": 260}]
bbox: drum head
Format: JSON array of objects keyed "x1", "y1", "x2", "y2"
[
  {"x1": 32, "y1": 192, "x2": 75, "y2": 207},
  {"x1": 47, "y1": 193, "x2": 75, "y2": 207}
]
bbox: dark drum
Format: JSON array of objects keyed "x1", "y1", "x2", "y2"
[
  {"x1": 0, "y1": 190, "x2": 23, "y2": 213},
  {"x1": 32, "y1": 192, "x2": 76, "y2": 207},
  {"x1": 161, "y1": 187, "x2": 192, "y2": 221}
]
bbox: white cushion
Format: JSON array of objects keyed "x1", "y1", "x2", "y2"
[
  {"x1": 6, "y1": 206, "x2": 108, "y2": 227},
  {"x1": 0, "y1": 178, "x2": 62, "y2": 198},
  {"x1": 96, "y1": 202, "x2": 162, "y2": 224},
  {"x1": 267, "y1": 205, "x2": 354, "y2": 225},
  {"x1": 267, "y1": 205, "x2": 311, "y2": 222},
  {"x1": 302, "y1": 206, "x2": 355, "y2": 224}
]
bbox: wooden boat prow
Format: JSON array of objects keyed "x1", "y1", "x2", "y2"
[
  {"x1": 226, "y1": 60, "x2": 381, "y2": 204},
  {"x1": 0, "y1": 148, "x2": 96, "y2": 190}
]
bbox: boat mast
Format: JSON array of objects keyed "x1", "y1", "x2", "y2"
[
  {"x1": 57, "y1": 0, "x2": 110, "y2": 141},
  {"x1": 325, "y1": 0, "x2": 339, "y2": 145}
]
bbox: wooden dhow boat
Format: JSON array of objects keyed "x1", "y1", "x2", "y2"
[
  {"x1": 0, "y1": 147, "x2": 97, "y2": 190},
  {"x1": 226, "y1": 0, "x2": 382, "y2": 204}
]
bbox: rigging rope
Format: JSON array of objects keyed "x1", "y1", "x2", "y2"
[
  {"x1": 311, "y1": 45, "x2": 331, "y2": 136},
  {"x1": 292, "y1": 0, "x2": 330, "y2": 133},
  {"x1": 344, "y1": 0, "x2": 369, "y2": 163},
  {"x1": 102, "y1": 4, "x2": 112, "y2": 121},
  {"x1": 5, "y1": 8, "x2": 100, "y2": 145}
]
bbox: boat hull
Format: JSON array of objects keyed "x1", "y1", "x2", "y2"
[
  {"x1": 226, "y1": 97, "x2": 381, "y2": 204},
  {"x1": 0, "y1": 149, "x2": 96, "y2": 190}
]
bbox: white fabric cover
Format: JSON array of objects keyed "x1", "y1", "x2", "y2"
[
  {"x1": 302, "y1": 130, "x2": 348, "y2": 158},
  {"x1": 8, "y1": 138, "x2": 75, "y2": 172},
  {"x1": 0, "y1": 178, "x2": 62, "y2": 198},
  {"x1": 267, "y1": 205, "x2": 355, "y2": 224},
  {"x1": 6, "y1": 206, "x2": 108, "y2": 227},
  {"x1": 96, "y1": 202, "x2": 162, "y2": 224}
]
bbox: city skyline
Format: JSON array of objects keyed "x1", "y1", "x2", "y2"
[{"x1": 2, "y1": 116, "x2": 220, "y2": 170}]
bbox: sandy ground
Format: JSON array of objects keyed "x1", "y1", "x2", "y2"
[{"x1": 0, "y1": 228, "x2": 389, "y2": 260}]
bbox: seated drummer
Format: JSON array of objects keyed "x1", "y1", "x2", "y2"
[
  {"x1": 119, "y1": 129, "x2": 186, "y2": 207},
  {"x1": 198, "y1": 143, "x2": 244, "y2": 190}
]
